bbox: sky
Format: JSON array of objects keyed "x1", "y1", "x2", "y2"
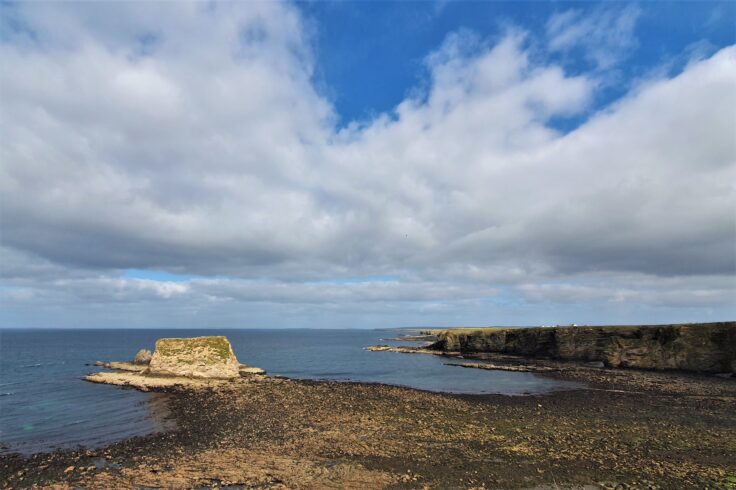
[{"x1": 0, "y1": 1, "x2": 734, "y2": 329}]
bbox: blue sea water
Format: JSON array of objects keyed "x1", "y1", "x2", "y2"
[{"x1": 0, "y1": 328, "x2": 580, "y2": 455}]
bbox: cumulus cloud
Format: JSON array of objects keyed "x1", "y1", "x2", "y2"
[{"x1": 1, "y1": 2, "x2": 734, "y2": 327}]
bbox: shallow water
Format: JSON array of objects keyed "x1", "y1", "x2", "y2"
[{"x1": 0, "y1": 328, "x2": 580, "y2": 455}]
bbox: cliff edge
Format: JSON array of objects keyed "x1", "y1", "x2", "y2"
[{"x1": 429, "y1": 322, "x2": 736, "y2": 373}]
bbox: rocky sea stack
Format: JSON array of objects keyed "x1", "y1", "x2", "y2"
[
  {"x1": 86, "y1": 335, "x2": 264, "y2": 390},
  {"x1": 147, "y1": 336, "x2": 241, "y2": 379}
]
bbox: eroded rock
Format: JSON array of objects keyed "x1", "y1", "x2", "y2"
[
  {"x1": 85, "y1": 371, "x2": 234, "y2": 391},
  {"x1": 133, "y1": 349, "x2": 152, "y2": 365},
  {"x1": 147, "y1": 336, "x2": 241, "y2": 379},
  {"x1": 428, "y1": 322, "x2": 736, "y2": 373},
  {"x1": 239, "y1": 366, "x2": 266, "y2": 375},
  {"x1": 86, "y1": 336, "x2": 268, "y2": 390}
]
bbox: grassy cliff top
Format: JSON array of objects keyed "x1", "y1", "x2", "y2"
[
  {"x1": 440, "y1": 322, "x2": 735, "y2": 335},
  {"x1": 154, "y1": 336, "x2": 233, "y2": 364}
]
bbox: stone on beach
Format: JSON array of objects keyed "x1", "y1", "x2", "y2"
[{"x1": 239, "y1": 366, "x2": 266, "y2": 375}]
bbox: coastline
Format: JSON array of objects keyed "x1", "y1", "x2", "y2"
[{"x1": 2, "y1": 365, "x2": 735, "y2": 489}]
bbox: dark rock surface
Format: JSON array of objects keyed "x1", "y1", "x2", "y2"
[
  {"x1": 3, "y1": 368, "x2": 736, "y2": 489},
  {"x1": 429, "y1": 322, "x2": 736, "y2": 373}
]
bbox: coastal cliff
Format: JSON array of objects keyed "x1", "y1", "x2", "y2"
[{"x1": 429, "y1": 322, "x2": 736, "y2": 373}]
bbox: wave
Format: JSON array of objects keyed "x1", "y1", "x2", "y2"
[{"x1": 0, "y1": 381, "x2": 23, "y2": 388}]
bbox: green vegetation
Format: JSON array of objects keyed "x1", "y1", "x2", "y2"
[
  {"x1": 720, "y1": 474, "x2": 736, "y2": 490},
  {"x1": 445, "y1": 327, "x2": 506, "y2": 333},
  {"x1": 155, "y1": 336, "x2": 232, "y2": 364}
]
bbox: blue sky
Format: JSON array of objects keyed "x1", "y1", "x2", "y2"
[
  {"x1": 304, "y1": 1, "x2": 734, "y2": 125},
  {"x1": 0, "y1": 1, "x2": 734, "y2": 328}
]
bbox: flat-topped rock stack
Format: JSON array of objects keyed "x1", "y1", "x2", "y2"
[
  {"x1": 147, "y1": 336, "x2": 241, "y2": 379},
  {"x1": 86, "y1": 335, "x2": 265, "y2": 390}
]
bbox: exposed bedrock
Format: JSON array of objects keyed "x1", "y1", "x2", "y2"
[
  {"x1": 86, "y1": 336, "x2": 267, "y2": 389},
  {"x1": 429, "y1": 322, "x2": 736, "y2": 373},
  {"x1": 147, "y1": 336, "x2": 242, "y2": 379}
]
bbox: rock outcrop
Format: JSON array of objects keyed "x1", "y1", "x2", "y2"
[
  {"x1": 428, "y1": 322, "x2": 736, "y2": 373},
  {"x1": 147, "y1": 336, "x2": 241, "y2": 379},
  {"x1": 133, "y1": 349, "x2": 153, "y2": 365},
  {"x1": 86, "y1": 336, "x2": 267, "y2": 390}
]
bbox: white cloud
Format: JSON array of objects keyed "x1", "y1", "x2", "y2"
[
  {"x1": 546, "y1": 5, "x2": 641, "y2": 69},
  {"x1": 0, "y1": 2, "x2": 734, "y2": 327},
  {"x1": 518, "y1": 274, "x2": 736, "y2": 308}
]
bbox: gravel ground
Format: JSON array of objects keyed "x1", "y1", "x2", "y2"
[{"x1": 2, "y1": 363, "x2": 735, "y2": 489}]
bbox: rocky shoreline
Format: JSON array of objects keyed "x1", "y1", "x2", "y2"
[
  {"x1": 2, "y1": 333, "x2": 736, "y2": 489},
  {"x1": 3, "y1": 360, "x2": 736, "y2": 488}
]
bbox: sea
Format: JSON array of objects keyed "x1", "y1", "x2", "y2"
[{"x1": 0, "y1": 328, "x2": 581, "y2": 455}]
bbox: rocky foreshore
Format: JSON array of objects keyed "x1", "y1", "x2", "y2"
[{"x1": 2, "y1": 334, "x2": 735, "y2": 489}]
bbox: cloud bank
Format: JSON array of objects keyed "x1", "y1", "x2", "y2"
[{"x1": 1, "y1": 2, "x2": 734, "y2": 327}]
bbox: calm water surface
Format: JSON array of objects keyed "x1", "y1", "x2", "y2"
[{"x1": 0, "y1": 328, "x2": 581, "y2": 455}]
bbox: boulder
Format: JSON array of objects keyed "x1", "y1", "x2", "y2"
[
  {"x1": 239, "y1": 365, "x2": 266, "y2": 375},
  {"x1": 133, "y1": 349, "x2": 152, "y2": 365},
  {"x1": 147, "y1": 336, "x2": 241, "y2": 379}
]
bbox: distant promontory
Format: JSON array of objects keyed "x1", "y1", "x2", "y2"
[{"x1": 427, "y1": 322, "x2": 736, "y2": 373}]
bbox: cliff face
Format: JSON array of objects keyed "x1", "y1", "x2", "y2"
[
  {"x1": 147, "y1": 336, "x2": 241, "y2": 379},
  {"x1": 430, "y1": 322, "x2": 736, "y2": 373}
]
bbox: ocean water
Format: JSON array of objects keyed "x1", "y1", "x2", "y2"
[{"x1": 0, "y1": 328, "x2": 581, "y2": 455}]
